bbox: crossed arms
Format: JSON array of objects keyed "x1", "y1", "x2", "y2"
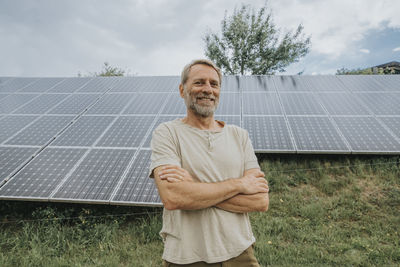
[{"x1": 153, "y1": 165, "x2": 269, "y2": 213}]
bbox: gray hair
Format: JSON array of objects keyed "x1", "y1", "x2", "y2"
[{"x1": 180, "y1": 59, "x2": 222, "y2": 87}]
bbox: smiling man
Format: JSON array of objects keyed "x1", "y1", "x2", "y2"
[{"x1": 149, "y1": 59, "x2": 269, "y2": 266}]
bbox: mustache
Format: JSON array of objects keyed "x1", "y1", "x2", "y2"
[{"x1": 193, "y1": 93, "x2": 216, "y2": 100}]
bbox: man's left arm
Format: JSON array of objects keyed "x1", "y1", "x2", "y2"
[{"x1": 214, "y1": 168, "x2": 269, "y2": 213}]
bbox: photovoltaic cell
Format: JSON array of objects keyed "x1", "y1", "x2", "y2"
[
  {"x1": 241, "y1": 76, "x2": 276, "y2": 91},
  {"x1": 96, "y1": 116, "x2": 155, "y2": 147},
  {"x1": 48, "y1": 94, "x2": 100, "y2": 114},
  {"x1": 0, "y1": 78, "x2": 38, "y2": 93},
  {"x1": 274, "y1": 75, "x2": 310, "y2": 91},
  {"x1": 19, "y1": 78, "x2": 65, "y2": 92},
  {"x1": 77, "y1": 77, "x2": 119, "y2": 92},
  {"x1": 0, "y1": 94, "x2": 39, "y2": 114},
  {"x1": 215, "y1": 93, "x2": 240, "y2": 115},
  {"x1": 107, "y1": 77, "x2": 136, "y2": 92},
  {"x1": 111, "y1": 150, "x2": 161, "y2": 204},
  {"x1": 355, "y1": 93, "x2": 400, "y2": 115},
  {"x1": 337, "y1": 75, "x2": 382, "y2": 91},
  {"x1": 243, "y1": 93, "x2": 282, "y2": 115},
  {"x1": 243, "y1": 116, "x2": 294, "y2": 151},
  {"x1": 51, "y1": 149, "x2": 136, "y2": 202},
  {"x1": 0, "y1": 147, "x2": 38, "y2": 181},
  {"x1": 316, "y1": 93, "x2": 371, "y2": 115},
  {"x1": 161, "y1": 94, "x2": 187, "y2": 114},
  {"x1": 279, "y1": 93, "x2": 326, "y2": 115},
  {"x1": 288, "y1": 116, "x2": 349, "y2": 152},
  {"x1": 48, "y1": 78, "x2": 92, "y2": 93},
  {"x1": 87, "y1": 93, "x2": 134, "y2": 114},
  {"x1": 221, "y1": 76, "x2": 240, "y2": 92},
  {"x1": 5, "y1": 116, "x2": 74, "y2": 146},
  {"x1": 0, "y1": 148, "x2": 87, "y2": 199},
  {"x1": 123, "y1": 93, "x2": 168, "y2": 114},
  {"x1": 333, "y1": 116, "x2": 400, "y2": 152},
  {"x1": 0, "y1": 94, "x2": 9, "y2": 100},
  {"x1": 372, "y1": 75, "x2": 400, "y2": 91},
  {"x1": 0, "y1": 115, "x2": 38, "y2": 143},
  {"x1": 12, "y1": 94, "x2": 68, "y2": 114},
  {"x1": 301, "y1": 76, "x2": 348, "y2": 91},
  {"x1": 52, "y1": 116, "x2": 115, "y2": 146},
  {"x1": 379, "y1": 117, "x2": 400, "y2": 139},
  {"x1": 111, "y1": 76, "x2": 179, "y2": 92}
]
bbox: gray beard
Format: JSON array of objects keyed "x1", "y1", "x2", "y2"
[{"x1": 184, "y1": 91, "x2": 219, "y2": 118}]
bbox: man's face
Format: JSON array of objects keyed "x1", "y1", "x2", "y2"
[{"x1": 182, "y1": 64, "x2": 220, "y2": 117}]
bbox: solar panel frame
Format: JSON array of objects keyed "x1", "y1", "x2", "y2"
[{"x1": 0, "y1": 146, "x2": 39, "y2": 183}]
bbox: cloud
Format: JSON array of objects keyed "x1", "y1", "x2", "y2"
[
  {"x1": 359, "y1": 49, "x2": 370, "y2": 54},
  {"x1": 393, "y1": 47, "x2": 400, "y2": 52}
]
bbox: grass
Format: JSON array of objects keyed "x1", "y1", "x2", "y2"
[{"x1": 0, "y1": 155, "x2": 399, "y2": 266}]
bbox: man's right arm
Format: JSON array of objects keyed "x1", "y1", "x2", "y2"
[{"x1": 153, "y1": 165, "x2": 269, "y2": 210}]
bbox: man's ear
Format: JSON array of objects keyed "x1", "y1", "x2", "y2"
[{"x1": 179, "y1": 84, "x2": 185, "y2": 98}]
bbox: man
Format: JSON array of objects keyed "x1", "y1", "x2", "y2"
[{"x1": 149, "y1": 59, "x2": 269, "y2": 266}]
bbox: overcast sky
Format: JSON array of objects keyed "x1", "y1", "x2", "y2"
[{"x1": 1, "y1": 0, "x2": 399, "y2": 77}]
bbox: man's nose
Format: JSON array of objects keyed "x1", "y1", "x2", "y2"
[{"x1": 202, "y1": 81, "x2": 213, "y2": 93}]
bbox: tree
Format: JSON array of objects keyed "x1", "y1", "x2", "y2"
[
  {"x1": 336, "y1": 67, "x2": 397, "y2": 75},
  {"x1": 94, "y1": 62, "x2": 125, "y2": 77},
  {"x1": 203, "y1": 4, "x2": 311, "y2": 75}
]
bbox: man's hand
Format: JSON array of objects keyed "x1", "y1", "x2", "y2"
[
  {"x1": 238, "y1": 170, "x2": 269, "y2": 195},
  {"x1": 158, "y1": 165, "x2": 194, "y2": 183}
]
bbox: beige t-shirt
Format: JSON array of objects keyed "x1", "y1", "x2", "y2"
[{"x1": 149, "y1": 119, "x2": 260, "y2": 264}]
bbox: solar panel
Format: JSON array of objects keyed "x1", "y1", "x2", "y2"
[
  {"x1": 47, "y1": 78, "x2": 92, "y2": 93},
  {"x1": 52, "y1": 116, "x2": 116, "y2": 147},
  {"x1": 215, "y1": 93, "x2": 240, "y2": 115},
  {"x1": 87, "y1": 93, "x2": 134, "y2": 114},
  {"x1": 111, "y1": 150, "x2": 161, "y2": 205},
  {"x1": 287, "y1": 116, "x2": 349, "y2": 152},
  {"x1": 221, "y1": 76, "x2": 240, "y2": 92},
  {"x1": 48, "y1": 94, "x2": 100, "y2": 114},
  {"x1": 356, "y1": 93, "x2": 400, "y2": 115},
  {"x1": 379, "y1": 117, "x2": 400, "y2": 139},
  {"x1": 51, "y1": 149, "x2": 136, "y2": 202},
  {"x1": 243, "y1": 93, "x2": 282, "y2": 115},
  {"x1": 77, "y1": 77, "x2": 119, "y2": 92},
  {"x1": 337, "y1": 75, "x2": 382, "y2": 91},
  {"x1": 0, "y1": 94, "x2": 40, "y2": 114},
  {"x1": 333, "y1": 116, "x2": 400, "y2": 152},
  {"x1": 0, "y1": 148, "x2": 87, "y2": 200},
  {"x1": 0, "y1": 115, "x2": 39, "y2": 143},
  {"x1": 5, "y1": 116, "x2": 74, "y2": 146},
  {"x1": 241, "y1": 76, "x2": 276, "y2": 91},
  {"x1": 19, "y1": 78, "x2": 65, "y2": 92},
  {"x1": 96, "y1": 116, "x2": 155, "y2": 148},
  {"x1": 243, "y1": 116, "x2": 294, "y2": 152},
  {"x1": 123, "y1": 93, "x2": 169, "y2": 114},
  {"x1": 0, "y1": 147, "x2": 38, "y2": 182},
  {"x1": 1, "y1": 75, "x2": 400, "y2": 207},
  {"x1": 0, "y1": 78, "x2": 38, "y2": 93},
  {"x1": 279, "y1": 93, "x2": 327, "y2": 115},
  {"x1": 162, "y1": 93, "x2": 187, "y2": 114},
  {"x1": 316, "y1": 93, "x2": 371, "y2": 115},
  {"x1": 12, "y1": 94, "x2": 68, "y2": 114}
]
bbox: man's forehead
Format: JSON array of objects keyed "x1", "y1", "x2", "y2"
[{"x1": 188, "y1": 64, "x2": 220, "y2": 81}]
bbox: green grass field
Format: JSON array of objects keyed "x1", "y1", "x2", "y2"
[{"x1": 1, "y1": 155, "x2": 399, "y2": 266}]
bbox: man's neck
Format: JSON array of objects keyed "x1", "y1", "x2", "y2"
[{"x1": 182, "y1": 110, "x2": 222, "y2": 131}]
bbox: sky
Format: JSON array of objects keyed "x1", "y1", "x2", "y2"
[{"x1": 0, "y1": 0, "x2": 399, "y2": 77}]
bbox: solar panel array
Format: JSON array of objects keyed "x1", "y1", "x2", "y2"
[{"x1": 1, "y1": 75, "x2": 400, "y2": 206}]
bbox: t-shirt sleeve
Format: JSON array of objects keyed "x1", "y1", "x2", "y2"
[
  {"x1": 242, "y1": 129, "x2": 260, "y2": 171},
  {"x1": 149, "y1": 123, "x2": 181, "y2": 178}
]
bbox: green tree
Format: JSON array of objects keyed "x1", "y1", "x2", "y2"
[
  {"x1": 336, "y1": 66, "x2": 396, "y2": 75},
  {"x1": 94, "y1": 62, "x2": 125, "y2": 77},
  {"x1": 203, "y1": 4, "x2": 311, "y2": 75}
]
